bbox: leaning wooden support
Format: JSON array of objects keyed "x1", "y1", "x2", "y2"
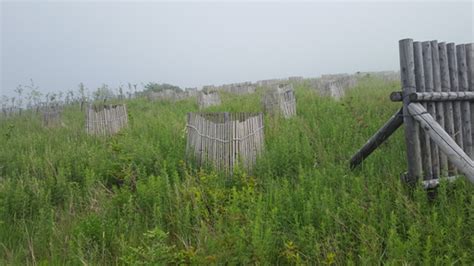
[
  {"x1": 408, "y1": 103, "x2": 474, "y2": 184},
  {"x1": 350, "y1": 108, "x2": 404, "y2": 169}
]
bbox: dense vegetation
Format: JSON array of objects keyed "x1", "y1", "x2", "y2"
[{"x1": 0, "y1": 78, "x2": 472, "y2": 264}]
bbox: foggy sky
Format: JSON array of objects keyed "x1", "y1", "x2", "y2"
[{"x1": 1, "y1": 1, "x2": 473, "y2": 97}]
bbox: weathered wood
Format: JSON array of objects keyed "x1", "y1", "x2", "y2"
[
  {"x1": 447, "y1": 43, "x2": 464, "y2": 152},
  {"x1": 422, "y1": 41, "x2": 440, "y2": 178},
  {"x1": 198, "y1": 91, "x2": 221, "y2": 109},
  {"x1": 350, "y1": 108, "x2": 404, "y2": 169},
  {"x1": 41, "y1": 106, "x2": 62, "y2": 128},
  {"x1": 85, "y1": 104, "x2": 128, "y2": 136},
  {"x1": 390, "y1": 91, "x2": 403, "y2": 102},
  {"x1": 466, "y1": 43, "x2": 474, "y2": 159},
  {"x1": 263, "y1": 84, "x2": 297, "y2": 118},
  {"x1": 414, "y1": 41, "x2": 433, "y2": 179},
  {"x1": 406, "y1": 91, "x2": 474, "y2": 102},
  {"x1": 186, "y1": 112, "x2": 264, "y2": 174},
  {"x1": 399, "y1": 39, "x2": 423, "y2": 183},
  {"x1": 438, "y1": 42, "x2": 456, "y2": 175},
  {"x1": 457, "y1": 44, "x2": 473, "y2": 158},
  {"x1": 408, "y1": 103, "x2": 474, "y2": 184},
  {"x1": 431, "y1": 40, "x2": 449, "y2": 176}
]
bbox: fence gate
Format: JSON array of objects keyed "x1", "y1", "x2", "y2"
[{"x1": 350, "y1": 39, "x2": 474, "y2": 188}]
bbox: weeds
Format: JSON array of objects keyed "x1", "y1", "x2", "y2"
[{"x1": 0, "y1": 78, "x2": 472, "y2": 264}]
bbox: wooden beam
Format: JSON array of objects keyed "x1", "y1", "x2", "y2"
[
  {"x1": 350, "y1": 108, "x2": 404, "y2": 169},
  {"x1": 390, "y1": 91, "x2": 474, "y2": 102},
  {"x1": 409, "y1": 91, "x2": 474, "y2": 102},
  {"x1": 390, "y1": 91, "x2": 403, "y2": 102},
  {"x1": 408, "y1": 102, "x2": 474, "y2": 184}
]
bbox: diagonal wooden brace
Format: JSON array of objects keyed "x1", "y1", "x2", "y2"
[
  {"x1": 350, "y1": 108, "x2": 404, "y2": 169},
  {"x1": 408, "y1": 103, "x2": 474, "y2": 184}
]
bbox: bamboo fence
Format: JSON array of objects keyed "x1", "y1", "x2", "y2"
[
  {"x1": 310, "y1": 74, "x2": 358, "y2": 100},
  {"x1": 198, "y1": 91, "x2": 221, "y2": 109},
  {"x1": 263, "y1": 84, "x2": 297, "y2": 118},
  {"x1": 148, "y1": 90, "x2": 187, "y2": 101},
  {"x1": 85, "y1": 104, "x2": 128, "y2": 135},
  {"x1": 42, "y1": 106, "x2": 62, "y2": 127},
  {"x1": 186, "y1": 112, "x2": 265, "y2": 173}
]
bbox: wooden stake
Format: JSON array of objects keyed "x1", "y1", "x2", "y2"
[
  {"x1": 399, "y1": 38, "x2": 423, "y2": 183},
  {"x1": 350, "y1": 108, "x2": 404, "y2": 169}
]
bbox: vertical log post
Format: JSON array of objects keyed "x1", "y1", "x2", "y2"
[
  {"x1": 448, "y1": 43, "x2": 464, "y2": 152},
  {"x1": 438, "y1": 42, "x2": 457, "y2": 175},
  {"x1": 466, "y1": 43, "x2": 474, "y2": 159},
  {"x1": 431, "y1": 40, "x2": 449, "y2": 176},
  {"x1": 399, "y1": 39, "x2": 423, "y2": 183},
  {"x1": 414, "y1": 41, "x2": 433, "y2": 179},
  {"x1": 457, "y1": 44, "x2": 473, "y2": 158},
  {"x1": 422, "y1": 41, "x2": 441, "y2": 178}
]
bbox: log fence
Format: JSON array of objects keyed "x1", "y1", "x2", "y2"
[{"x1": 351, "y1": 39, "x2": 474, "y2": 187}]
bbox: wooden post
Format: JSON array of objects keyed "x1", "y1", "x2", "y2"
[
  {"x1": 414, "y1": 41, "x2": 433, "y2": 179},
  {"x1": 399, "y1": 39, "x2": 422, "y2": 183},
  {"x1": 350, "y1": 108, "x2": 404, "y2": 169},
  {"x1": 422, "y1": 41, "x2": 441, "y2": 178},
  {"x1": 431, "y1": 40, "x2": 449, "y2": 176},
  {"x1": 439, "y1": 42, "x2": 456, "y2": 175},
  {"x1": 408, "y1": 103, "x2": 474, "y2": 184},
  {"x1": 447, "y1": 43, "x2": 464, "y2": 152},
  {"x1": 457, "y1": 44, "x2": 473, "y2": 158},
  {"x1": 390, "y1": 91, "x2": 403, "y2": 102},
  {"x1": 466, "y1": 43, "x2": 474, "y2": 158}
]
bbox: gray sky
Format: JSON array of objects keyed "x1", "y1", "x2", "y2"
[{"x1": 1, "y1": 1, "x2": 473, "y2": 97}]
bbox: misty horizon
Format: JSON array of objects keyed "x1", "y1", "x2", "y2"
[{"x1": 1, "y1": 1, "x2": 473, "y2": 97}]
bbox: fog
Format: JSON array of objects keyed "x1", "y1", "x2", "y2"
[{"x1": 1, "y1": 1, "x2": 473, "y2": 97}]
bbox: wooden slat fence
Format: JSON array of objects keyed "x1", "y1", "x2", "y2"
[
  {"x1": 186, "y1": 112, "x2": 264, "y2": 173},
  {"x1": 310, "y1": 74, "x2": 358, "y2": 100},
  {"x1": 86, "y1": 104, "x2": 128, "y2": 136},
  {"x1": 42, "y1": 106, "x2": 62, "y2": 127},
  {"x1": 198, "y1": 91, "x2": 221, "y2": 109},
  {"x1": 350, "y1": 39, "x2": 474, "y2": 188},
  {"x1": 263, "y1": 84, "x2": 297, "y2": 118},
  {"x1": 1, "y1": 107, "x2": 22, "y2": 119},
  {"x1": 256, "y1": 78, "x2": 288, "y2": 88},
  {"x1": 148, "y1": 90, "x2": 187, "y2": 101}
]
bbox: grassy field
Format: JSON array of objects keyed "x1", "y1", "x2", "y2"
[{"x1": 0, "y1": 77, "x2": 473, "y2": 265}]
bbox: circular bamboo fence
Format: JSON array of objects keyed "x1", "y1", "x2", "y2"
[
  {"x1": 186, "y1": 112, "x2": 265, "y2": 173},
  {"x1": 85, "y1": 104, "x2": 128, "y2": 136},
  {"x1": 42, "y1": 106, "x2": 62, "y2": 127},
  {"x1": 263, "y1": 84, "x2": 297, "y2": 118},
  {"x1": 197, "y1": 91, "x2": 221, "y2": 109}
]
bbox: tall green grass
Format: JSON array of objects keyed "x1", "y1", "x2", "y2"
[{"x1": 0, "y1": 77, "x2": 472, "y2": 264}]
